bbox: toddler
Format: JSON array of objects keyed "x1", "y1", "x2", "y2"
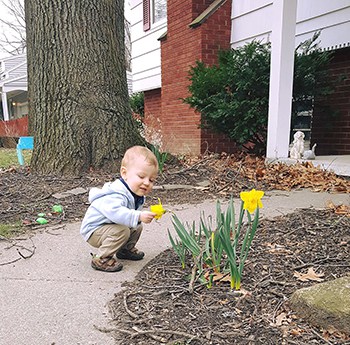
[{"x1": 80, "y1": 146, "x2": 158, "y2": 272}]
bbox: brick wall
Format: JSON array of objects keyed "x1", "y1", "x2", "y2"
[
  {"x1": 153, "y1": 0, "x2": 237, "y2": 155},
  {"x1": 312, "y1": 47, "x2": 350, "y2": 155},
  {"x1": 199, "y1": 0, "x2": 238, "y2": 154},
  {"x1": 143, "y1": 88, "x2": 163, "y2": 147}
]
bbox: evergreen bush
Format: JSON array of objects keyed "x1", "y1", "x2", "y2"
[
  {"x1": 129, "y1": 92, "x2": 144, "y2": 117},
  {"x1": 183, "y1": 33, "x2": 333, "y2": 154}
]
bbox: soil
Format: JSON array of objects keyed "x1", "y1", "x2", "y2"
[
  {"x1": 1, "y1": 153, "x2": 350, "y2": 344},
  {"x1": 108, "y1": 208, "x2": 350, "y2": 345}
]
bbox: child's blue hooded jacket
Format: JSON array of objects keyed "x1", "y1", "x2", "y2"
[{"x1": 80, "y1": 179, "x2": 144, "y2": 241}]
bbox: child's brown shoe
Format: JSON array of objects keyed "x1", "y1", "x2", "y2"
[
  {"x1": 91, "y1": 255, "x2": 123, "y2": 272},
  {"x1": 116, "y1": 248, "x2": 145, "y2": 261}
]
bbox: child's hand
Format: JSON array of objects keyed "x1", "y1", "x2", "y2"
[{"x1": 140, "y1": 211, "x2": 157, "y2": 224}]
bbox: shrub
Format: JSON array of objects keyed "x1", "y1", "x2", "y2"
[
  {"x1": 183, "y1": 33, "x2": 334, "y2": 154},
  {"x1": 129, "y1": 92, "x2": 144, "y2": 117}
]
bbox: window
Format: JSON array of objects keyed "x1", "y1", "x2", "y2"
[
  {"x1": 153, "y1": 0, "x2": 167, "y2": 23},
  {"x1": 143, "y1": 0, "x2": 167, "y2": 31}
]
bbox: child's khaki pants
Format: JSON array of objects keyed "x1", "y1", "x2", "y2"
[{"x1": 87, "y1": 224, "x2": 142, "y2": 258}]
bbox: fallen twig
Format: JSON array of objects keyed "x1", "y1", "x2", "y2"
[
  {"x1": 123, "y1": 293, "x2": 139, "y2": 319},
  {"x1": 129, "y1": 326, "x2": 202, "y2": 342},
  {"x1": 0, "y1": 257, "x2": 22, "y2": 266},
  {"x1": 310, "y1": 328, "x2": 333, "y2": 345},
  {"x1": 17, "y1": 237, "x2": 36, "y2": 259},
  {"x1": 132, "y1": 326, "x2": 167, "y2": 342},
  {"x1": 293, "y1": 255, "x2": 336, "y2": 270},
  {"x1": 188, "y1": 262, "x2": 198, "y2": 294}
]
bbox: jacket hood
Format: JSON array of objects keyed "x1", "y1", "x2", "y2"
[{"x1": 89, "y1": 180, "x2": 127, "y2": 203}]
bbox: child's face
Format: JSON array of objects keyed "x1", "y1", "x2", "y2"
[{"x1": 121, "y1": 157, "x2": 158, "y2": 196}]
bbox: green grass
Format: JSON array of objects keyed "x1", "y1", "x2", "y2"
[
  {"x1": 0, "y1": 148, "x2": 32, "y2": 168},
  {"x1": 0, "y1": 222, "x2": 24, "y2": 238},
  {"x1": 0, "y1": 148, "x2": 31, "y2": 237}
]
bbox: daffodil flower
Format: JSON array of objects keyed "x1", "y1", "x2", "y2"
[
  {"x1": 150, "y1": 198, "x2": 166, "y2": 219},
  {"x1": 240, "y1": 189, "x2": 264, "y2": 214}
]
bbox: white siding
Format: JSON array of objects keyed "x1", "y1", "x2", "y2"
[
  {"x1": 0, "y1": 54, "x2": 26, "y2": 74},
  {"x1": 295, "y1": 2, "x2": 350, "y2": 50},
  {"x1": 126, "y1": 71, "x2": 133, "y2": 95},
  {"x1": 231, "y1": 0, "x2": 350, "y2": 50},
  {"x1": 0, "y1": 75, "x2": 27, "y2": 92},
  {"x1": 130, "y1": 0, "x2": 350, "y2": 92},
  {"x1": 130, "y1": 0, "x2": 166, "y2": 92},
  {"x1": 0, "y1": 55, "x2": 27, "y2": 92},
  {"x1": 231, "y1": 1, "x2": 273, "y2": 47}
]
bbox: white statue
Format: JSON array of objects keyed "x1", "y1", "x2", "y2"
[
  {"x1": 289, "y1": 131, "x2": 305, "y2": 159},
  {"x1": 303, "y1": 143, "x2": 317, "y2": 160}
]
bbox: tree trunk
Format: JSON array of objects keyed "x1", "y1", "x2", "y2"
[{"x1": 25, "y1": 0, "x2": 143, "y2": 175}]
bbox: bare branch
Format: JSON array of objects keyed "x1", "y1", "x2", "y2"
[{"x1": 0, "y1": 0, "x2": 26, "y2": 56}]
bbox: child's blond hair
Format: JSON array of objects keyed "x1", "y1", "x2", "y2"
[{"x1": 121, "y1": 146, "x2": 158, "y2": 170}]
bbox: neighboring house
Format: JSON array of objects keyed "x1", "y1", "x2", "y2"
[
  {"x1": 0, "y1": 54, "x2": 133, "y2": 123},
  {"x1": 0, "y1": 53, "x2": 28, "y2": 122},
  {"x1": 129, "y1": 0, "x2": 350, "y2": 156},
  {"x1": 0, "y1": 53, "x2": 133, "y2": 137}
]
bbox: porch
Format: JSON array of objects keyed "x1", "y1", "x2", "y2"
[{"x1": 277, "y1": 155, "x2": 350, "y2": 178}]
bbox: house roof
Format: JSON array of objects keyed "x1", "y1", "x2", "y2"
[
  {"x1": 0, "y1": 54, "x2": 133, "y2": 94},
  {"x1": 189, "y1": 0, "x2": 227, "y2": 28},
  {"x1": 158, "y1": 0, "x2": 227, "y2": 40},
  {"x1": 0, "y1": 54, "x2": 27, "y2": 92},
  {"x1": 0, "y1": 53, "x2": 26, "y2": 73}
]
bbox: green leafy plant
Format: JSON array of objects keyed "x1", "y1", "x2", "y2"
[
  {"x1": 183, "y1": 33, "x2": 334, "y2": 154},
  {"x1": 169, "y1": 189, "x2": 264, "y2": 291},
  {"x1": 129, "y1": 92, "x2": 144, "y2": 117},
  {"x1": 219, "y1": 190, "x2": 262, "y2": 290},
  {"x1": 200, "y1": 208, "x2": 226, "y2": 273},
  {"x1": 151, "y1": 145, "x2": 168, "y2": 173},
  {"x1": 168, "y1": 229, "x2": 187, "y2": 269},
  {"x1": 292, "y1": 31, "x2": 335, "y2": 128}
]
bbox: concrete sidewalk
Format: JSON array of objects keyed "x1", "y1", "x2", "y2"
[{"x1": 0, "y1": 190, "x2": 349, "y2": 345}]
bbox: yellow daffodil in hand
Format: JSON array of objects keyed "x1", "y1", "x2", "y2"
[
  {"x1": 240, "y1": 189, "x2": 264, "y2": 214},
  {"x1": 150, "y1": 198, "x2": 166, "y2": 219}
]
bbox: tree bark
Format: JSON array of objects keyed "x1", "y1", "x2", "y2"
[{"x1": 25, "y1": 0, "x2": 143, "y2": 175}]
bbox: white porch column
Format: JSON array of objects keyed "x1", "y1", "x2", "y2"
[
  {"x1": 266, "y1": 0, "x2": 297, "y2": 159},
  {"x1": 1, "y1": 91, "x2": 9, "y2": 121}
]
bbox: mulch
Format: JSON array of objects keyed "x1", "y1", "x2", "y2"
[
  {"x1": 1, "y1": 153, "x2": 349, "y2": 227},
  {"x1": 107, "y1": 208, "x2": 350, "y2": 345},
  {"x1": 1, "y1": 153, "x2": 350, "y2": 344}
]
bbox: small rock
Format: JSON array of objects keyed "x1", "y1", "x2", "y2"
[
  {"x1": 53, "y1": 187, "x2": 87, "y2": 199},
  {"x1": 66, "y1": 187, "x2": 87, "y2": 195}
]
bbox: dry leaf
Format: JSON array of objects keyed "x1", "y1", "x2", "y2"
[
  {"x1": 270, "y1": 312, "x2": 289, "y2": 327},
  {"x1": 326, "y1": 201, "x2": 350, "y2": 216},
  {"x1": 255, "y1": 167, "x2": 265, "y2": 178},
  {"x1": 218, "y1": 299, "x2": 229, "y2": 305},
  {"x1": 290, "y1": 328, "x2": 303, "y2": 336},
  {"x1": 266, "y1": 242, "x2": 292, "y2": 255},
  {"x1": 275, "y1": 312, "x2": 287, "y2": 326},
  {"x1": 213, "y1": 272, "x2": 231, "y2": 282},
  {"x1": 323, "y1": 327, "x2": 350, "y2": 341},
  {"x1": 293, "y1": 267, "x2": 324, "y2": 282},
  {"x1": 204, "y1": 271, "x2": 231, "y2": 283}
]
